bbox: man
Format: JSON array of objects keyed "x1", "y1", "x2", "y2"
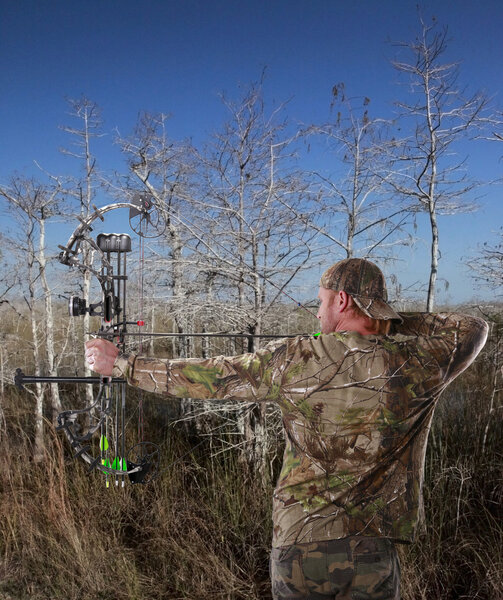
[{"x1": 86, "y1": 258, "x2": 488, "y2": 599}]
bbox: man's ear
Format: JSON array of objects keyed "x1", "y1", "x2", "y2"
[{"x1": 338, "y1": 290, "x2": 350, "y2": 312}]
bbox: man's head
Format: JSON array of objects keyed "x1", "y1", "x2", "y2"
[{"x1": 317, "y1": 258, "x2": 402, "y2": 335}]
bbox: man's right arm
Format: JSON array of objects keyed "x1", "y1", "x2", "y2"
[{"x1": 390, "y1": 312, "x2": 489, "y2": 385}]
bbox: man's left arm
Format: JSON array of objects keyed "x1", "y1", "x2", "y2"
[{"x1": 111, "y1": 341, "x2": 286, "y2": 402}]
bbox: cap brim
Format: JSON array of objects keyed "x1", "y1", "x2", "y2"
[{"x1": 353, "y1": 296, "x2": 403, "y2": 323}]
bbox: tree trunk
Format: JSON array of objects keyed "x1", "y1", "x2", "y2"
[
  {"x1": 427, "y1": 201, "x2": 439, "y2": 312},
  {"x1": 0, "y1": 344, "x2": 6, "y2": 440},
  {"x1": 38, "y1": 218, "x2": 62, "y2": 418},
  {"x1": 28, "y1": 271, "x2": 45, "y2": 464}
]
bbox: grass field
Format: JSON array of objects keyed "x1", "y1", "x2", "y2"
[{"x1": 0, "y1": 313, "x2": 501, "y2": 599}]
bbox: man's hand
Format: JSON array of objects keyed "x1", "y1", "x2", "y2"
[{"x1": 85, "y1": 338, "x2": 120, "y2": 376}]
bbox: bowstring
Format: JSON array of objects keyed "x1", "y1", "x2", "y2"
[{"x1": 137, "y1": 219, "x2": 145, "y2": 451}]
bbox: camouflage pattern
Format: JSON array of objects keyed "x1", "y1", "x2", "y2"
[
  {"x1": 113, "y1": 312, "x2": 488, "y2": 548},
  {"x1": 320, "y1": 259, "x2": 402, "y2": 322},
  {"x1": 270, "y1": 536, "x2": 400, "y2": 599}
]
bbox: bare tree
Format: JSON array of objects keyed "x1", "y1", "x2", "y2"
[
  {"x1": 299, "y1": 84, "x2": 411, "y2": 264},
  {"x1": 389, "y1": 17, "x2": 491, "y2": 311},
  {"x1": 467, "y1": 229, "x2": 503, "y2": 295},
  {"x1": 0, "y1": 234, "x2": 20, "y2": 438},
  {"x1": 115, "y1": 84, "x2": 318, "y2": 472},
  {"x1": 195, "y1": 81, "x2": 315, "y2": 347},
  {"x1": 184, "y1": 82, "x2": 318, "y2": 471},
  {"x1": 466, "y1": 127, "x2": 503, "y2": 295},
  {"x1": 0, "y1": 233, "x2": 19, "y2": 309},
  {"x1": 0, "y1": 177, "x2": 63, "y2": 459},
  {"x1": 60, "y1": 96, "x2": 105, "y2": 402},
  {"x1": 115, "y1": 112, "x2": 197, "y2": 357}
]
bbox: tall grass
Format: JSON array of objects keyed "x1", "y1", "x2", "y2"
[
  {"x1": 0, "y1": 387, "x2": 273, "y2": 599},
  {"x1": 399, "y1": 316, "x2": 503, "y2": 600},
  {"x1": 0, "y1": 315, "x2": 501, "y2": 599}
]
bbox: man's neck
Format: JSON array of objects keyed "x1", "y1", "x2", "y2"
[{"x1": 335, "y1": 316, "x2": 390, "y2": 336}]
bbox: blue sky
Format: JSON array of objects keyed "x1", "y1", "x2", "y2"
[{"x1": 1, "y1": 0, "x2": 502, "y2": 305}]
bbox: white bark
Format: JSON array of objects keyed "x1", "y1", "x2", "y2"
[
  {"x1": 38, "y1": 217, "x2": 62, "y2": 416},
  {"x1": 60, "y1": 96, "x2": 104, "y2": 405},
  {"x1": 26, "y1": 231, "x2": 45, "y2": 463},
  {"x1": 390, "y1": 18, "x2": 490, "y2": 310}
]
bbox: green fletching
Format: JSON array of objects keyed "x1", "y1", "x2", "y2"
[
  {"x1": 313, "y1": 332, "x2": 321, "y2": 337},
  {"x1": 111, "y1": 457, "x2": 127, "y2": 472},
  {"x1": 101, "y1": 458, "x2": 110, "y2": 467},
  {"x1": 99, "y1": 435, "x2": 109, "y2": 452}
]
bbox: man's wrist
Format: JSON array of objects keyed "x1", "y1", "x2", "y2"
[{"x1": 111, "y1": 353, "x2": 131, "y2": 378}]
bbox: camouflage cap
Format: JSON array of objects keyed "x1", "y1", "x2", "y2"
[{"x1": 320, "y1": 258, "x2": 402, "y2": 322}]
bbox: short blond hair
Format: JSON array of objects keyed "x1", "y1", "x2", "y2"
[{"x1": 347, "y1": 297, "x2": 390, "y2": 335}]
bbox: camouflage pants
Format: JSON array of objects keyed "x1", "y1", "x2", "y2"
[{"x1": 270, "y1": 537, "x2": 400, "y2": 599}]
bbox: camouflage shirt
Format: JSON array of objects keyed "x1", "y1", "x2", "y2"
[{"x1": 112, "y1": 312, "x2": 488, "y2": 547}]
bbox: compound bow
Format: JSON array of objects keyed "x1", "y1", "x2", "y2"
[
  {"x1": 16, "y1": 195, "x2": 164, "y2": 484},
  {"x1": 15, "y1": 195, "x2": 320, "y2": 485}
]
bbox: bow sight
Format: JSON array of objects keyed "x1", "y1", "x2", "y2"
[{"x1": 67, "y1": 233, "x2": 131, "y2": 326}]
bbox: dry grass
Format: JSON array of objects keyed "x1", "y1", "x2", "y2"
[
  {"x1": 0, "y1": 314, "x2": 501, "y2": 599},
  {"x1": 0, "y1": 391, "x2": 272, "y2": 599}
]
